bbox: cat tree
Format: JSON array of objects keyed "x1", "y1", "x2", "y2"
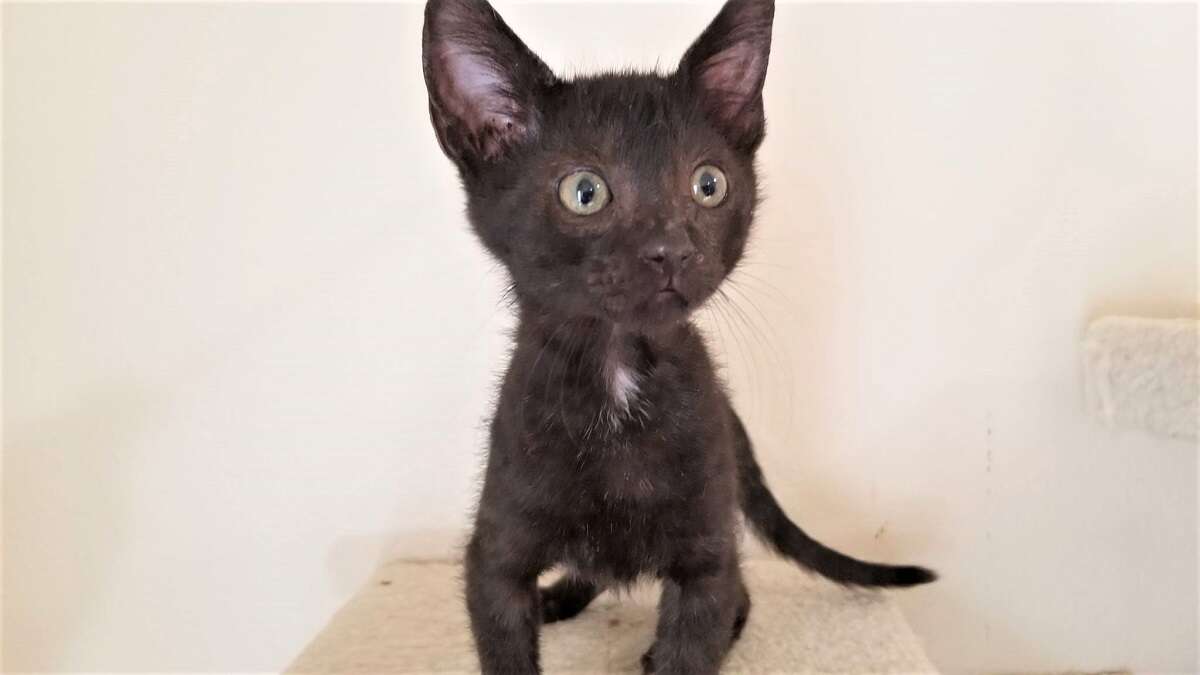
[{"x1": 287, "y1": 558, "x2": 937, "y2": 673}]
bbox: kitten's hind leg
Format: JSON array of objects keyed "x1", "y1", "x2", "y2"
[
  {"x1": 731, "y1": 577, "x2": 751, "y2": 642},
  {"x1": 540, "y1": 575, "x2": 602, "y2": 623}
]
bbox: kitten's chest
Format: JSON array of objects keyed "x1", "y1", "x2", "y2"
[
  {"x1": 524, "y1": 346, "x2": 712, "y2": 481},
  {"x1": 527, "y1": 377, "x2": 707, "y2": 508},
  {"x1": 605, "y1": 362, "x2": 642, "y2": 419},
  {"x1": 502, "y1": 324, "x2": 722, "y2": 501},
  {"x1": 576, "y1": 436, "x2": 684, "y2": 502},
  {"x1": 551, "y1": 438, "x2": 696, "y2": 577}
]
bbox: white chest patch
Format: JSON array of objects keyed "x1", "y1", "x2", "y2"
[
  {"x1": 608, "y1": 363, "x2": 641, "y2": 414},
  {"x1": 598, "y1": 335, "x2": 648, "y2": 431}
]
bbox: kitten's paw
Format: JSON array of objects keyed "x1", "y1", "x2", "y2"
[
  {"x1": 539, "y1": 577, "x2": 601, "y2": 623},
  {"x1": 732, "y1": 609, "x2": 749, "y2": 641},
  {"x1": 640, "y1": 646, "x2": 656, "y2": 675},
  {"x1": 732, "y1": 590, "x2": 751, "y2": 642}
]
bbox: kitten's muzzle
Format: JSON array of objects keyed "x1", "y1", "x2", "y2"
[{"x1": 638, "y1": 229, "x2": 697, "y2": 276}]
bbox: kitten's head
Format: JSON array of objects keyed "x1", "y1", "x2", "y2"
[{"x1": 422, "y1": 0, "x2": 774, "y2": 330}]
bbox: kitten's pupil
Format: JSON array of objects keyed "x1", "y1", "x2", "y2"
[
  {"x1": 558, "y1": 171, "x2": 608, "y2": 214},
  {"x1": 577, "y1": 179, "x2": 596, "y2": 206},
  {"x1": 700, "y1": 172, "x2": 718, "y2": 197}
]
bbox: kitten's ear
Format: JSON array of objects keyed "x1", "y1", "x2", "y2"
[
  {"x1": 422, "y1": 0, "x2": 557, "y2": 168},
  {"x1": 677, "y1": 0, "x2": 775, "y2": 151}
]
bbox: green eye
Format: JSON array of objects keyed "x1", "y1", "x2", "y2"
[
  {"x1": 558, "y1": 170, "x2": 610, "y2": 215},
  {"x1": 691, "y1": 165, "x2": 728, "y2": 207}
]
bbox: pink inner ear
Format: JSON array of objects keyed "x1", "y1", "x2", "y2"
[
  {"x1": 424, "y1": 0, "x2": 556, "y2": 161},
  {"x1": 437, "y1": 44, "x2": 521, "y2": 138},
  {"x1": 698, "y1": 42, "x2": 764, "y2": 121}
]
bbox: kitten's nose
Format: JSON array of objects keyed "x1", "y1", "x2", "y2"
[{"x1": 639, "y1": 231, "x2": 697, "y2": 273}]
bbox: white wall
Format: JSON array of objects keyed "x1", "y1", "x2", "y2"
[{"x1": 5, "y1": 3, "x2": 1195, "y2": 673}]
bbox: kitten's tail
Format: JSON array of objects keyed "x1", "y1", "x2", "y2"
[{"x1": 732, "y1": 412, "x2": 937, "y2": 588}]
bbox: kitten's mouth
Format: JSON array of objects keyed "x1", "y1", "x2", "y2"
[
  {"x1": 654, "y1": 282, "x2": 688, "y2": 307},
  {"x1": 600, "y1": 281, "x2": 695, "y2": 326}
]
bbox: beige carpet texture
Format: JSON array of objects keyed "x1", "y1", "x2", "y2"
[
  {"x1": 287, "y1": 559, "x2": 937, "y2": 674},
  {"x1": 1083, "y1": 316, "x2": 1199, "y2": 440}
]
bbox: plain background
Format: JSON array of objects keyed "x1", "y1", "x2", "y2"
[{"x1": 5, "y1": 2, "x2": 1197, "y2": 672}]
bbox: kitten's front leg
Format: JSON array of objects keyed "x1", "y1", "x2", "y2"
[
  {"x1": 643, "y1": 560, "x2": 742, "y2": 675},
  {"x1": 464, "y1": 529, "x2": 543, "y2": 674}
]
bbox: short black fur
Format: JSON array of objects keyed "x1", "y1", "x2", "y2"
[{"x1": 421, "y1": 1, "x2": 936, "y2": 672}]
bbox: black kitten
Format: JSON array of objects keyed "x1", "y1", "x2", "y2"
[{"x1": 421, "y1": 0, "x2": 935, "y2": 672}]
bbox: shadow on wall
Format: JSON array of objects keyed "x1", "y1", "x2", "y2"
[{"x1": 6, "y1": 383, "x2": 162, "y2": 669}]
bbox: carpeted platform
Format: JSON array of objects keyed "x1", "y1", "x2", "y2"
[{"x1": 286, "y1": 559, "x2": 937, "y2": 674}]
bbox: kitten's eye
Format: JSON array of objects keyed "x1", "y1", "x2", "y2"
[
  {"x1": 691, "y1": 165, "x2": 728, "y2": 208},
  {"x1": 558, "y1": 170, "x2": 610, "y2": 216}
]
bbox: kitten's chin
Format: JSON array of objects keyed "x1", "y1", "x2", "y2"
[
  {"x1": 621, "y1": 290, "x2": 693, "y2": 328},
  {"x1": 589, "y1": 287, "x2": 701, "y2": 329},
  {"x1": 654, "y1": 288, "x2": 689, "y2": 310}
]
